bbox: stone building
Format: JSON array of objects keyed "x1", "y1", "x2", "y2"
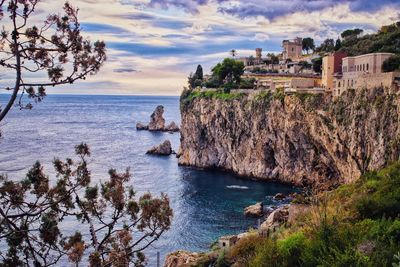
[
  {"x1": 322, "y1": 52, "x2": 347, "y2": 93},
  {"x1": 282, "y1": 38, "x2": 302, "y2": 61},
  {"x1": 333, "y1": 53, "x2": 399, "y2": 96}
]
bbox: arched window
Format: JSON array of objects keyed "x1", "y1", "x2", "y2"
[
  {"x1": 367, "y1": 64, "x2": 369, "y2": 71},
  {"x1": 338, "y1": 81, "x2": 341, "y2": 87},
  {"x1": 363, "y1": 64, "x2": 365, "y2": 71}
]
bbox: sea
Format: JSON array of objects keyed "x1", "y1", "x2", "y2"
[{"x1": 0, "y1": 94, "x2": 296, "y2": 265}]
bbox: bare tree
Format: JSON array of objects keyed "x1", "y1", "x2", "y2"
[
  {"x1": 0, "y1": 0, "x2": 106, "y2": 122},
  {"x1": 0, "y1": 143, "x2": 173, "y2": 266}
]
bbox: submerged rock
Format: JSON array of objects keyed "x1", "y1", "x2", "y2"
[
  {"x1": 244, "y1": 202, "x2": 264, "y2": 217},
  {"x1": 146, "y1": 140, "x2": 172, "y2": 156},
  {"x1": 165, "y1": 121, "x2": 180, "y2": 132},
  {"x1": 148, "y1": 105, "x2": 166, "y2": 131}
]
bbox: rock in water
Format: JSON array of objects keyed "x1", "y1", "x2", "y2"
[
  {"x1": 273, "y1": 193, "x2": 286, "y2": 200},
  {"x1": 136, "y1": 122, "x2": 148, "y2": 130},
  {"x1": 244, "y1": 202, "x2": 264, "y2": 217},
  {"x1": 165, "y1": 121, "x2": 180, "y2": 132},
  {"x1": 148, "y1": 105, "x2": 165, "y2": 131},
  {"x1": 146, "y1": 140, "x2": 172, "y2": 156}
]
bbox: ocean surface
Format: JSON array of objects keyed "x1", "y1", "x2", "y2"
[{"x1": 0, "y1": 94, "x2": 296, "y2": 265}]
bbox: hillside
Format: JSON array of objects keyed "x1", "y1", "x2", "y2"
[{"x1": 339, "y1": 22, "x2": 400, "y2": 56}]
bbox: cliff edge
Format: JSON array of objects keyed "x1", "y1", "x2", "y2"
[{"x1": 178, "y1": 88, "x2": 400, "y2": 187}]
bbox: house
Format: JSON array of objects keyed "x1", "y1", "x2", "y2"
[
  {"x1": 322, "y1": 52, "x2": 347, "y2": 93},
  {"x1": 333, "y1": 53, "x2": 400, "y2": 97}
]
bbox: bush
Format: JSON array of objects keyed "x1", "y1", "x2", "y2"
[{"x1": 382, "y1": 55, "x2": 400, "y2": 72}]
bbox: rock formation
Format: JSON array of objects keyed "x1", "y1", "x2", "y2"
[
  {"x1": 179, "y1": 88, "x2": 400, "y2": 187},
  {"x1": 164, "y1": 250, "x2": 216, "y2": 267},
  {"x1": 148, "y1": 105, "x2": 166, "y2": 131},
  {"x1": 136, "y1": 105, "x2": 180, "y2": 132},
  {"x1": 146, "y1": 140, "x2": 172, "y2": 156},
  {"x1": 244, "y1": 202, "x2": 264, "y2": 217},
  {"x1": 260, "y1": 205, "x2": 290, "y2": 233},
  {"x1": 135, "y1": 122, "x2": 148, "y2": 130},
  {"x1": 165, "y1": 121, "x2": 180, "y2": 132}
]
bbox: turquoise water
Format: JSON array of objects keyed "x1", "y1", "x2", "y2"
[{"x1": 0, "y1": 94, "x2": 296, "y2": 264}]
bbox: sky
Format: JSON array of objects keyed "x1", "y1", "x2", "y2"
[{"x1": 2, "y1": 0, "x2": 400, "y2": 95}]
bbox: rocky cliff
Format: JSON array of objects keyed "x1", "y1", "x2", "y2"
[{"x1": 178, "y1": 88, "x2": 400, "y2": 187}]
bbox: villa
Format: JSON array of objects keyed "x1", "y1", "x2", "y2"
[{"x1": 324, "y1": 53, "x2": 400, "y2": 97}]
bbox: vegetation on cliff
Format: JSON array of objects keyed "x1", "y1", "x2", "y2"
[{"x1": 201, "y1": 162, "x2": 400, "y2": 267}]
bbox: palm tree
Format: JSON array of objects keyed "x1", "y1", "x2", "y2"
[{"x1": 230, "y1": 49, "x2": 237, "y2": 58}]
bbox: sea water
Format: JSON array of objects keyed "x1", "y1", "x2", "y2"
[{"x1": 0, "y1": 94, "x2": 295, "y2": 264}]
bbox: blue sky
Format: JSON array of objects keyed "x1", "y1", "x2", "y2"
[{"x1": 2, "y1": 0, "x2": 400, "y2": 95}]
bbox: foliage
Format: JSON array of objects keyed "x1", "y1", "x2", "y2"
[
  {"x1": 341, "y1": 28, "x2": 364, "y2": 39},
  {"x1": 239, "y1": 78, "x2": 256, "y2": 89},
  {"x1": 335, "y1": 38, "x2": 342, "y2": 51},
  {"x1": 249, "y1": 67, "x2": 279, "y2": 74},
  {"x1": 216, "y1": 250, "x2": 230, "y2": 267},
  {"x1": 338, "y1": 21, "x2": 400, "y2": 56},
  {"x1": 316, "y1": 39, "x2": 335, "y2": 53},
  {"x1": 0, "y1": 1, "x2": 106, "y2": 122},
  {"x1": 267, "y1": 53, "x2": 280, "y2": 64},
  {"x1": 312, "y1": 57, "x2": 323, "y2": 73},
  {"x1": 0, "y1": 144, "x2": 173, "y2": 266},
  {"x1": 302, "y1": 37, "x2": 315, "y2": 54},
  {"x1": 182, "y1": 89, "x2": 245, "y2": 103},
  {"x1": 220, "y1": 161, "x2": 400, "y2": 267},
  {"x1": 211, "y1": 58, "x2": 245, "y2": 87},
  {"x1": 188, "y1": 65, "x2": 204, "y2": 88},
  {"x1": 382, "y1": 55, "x2": 400, "y2": 72}
]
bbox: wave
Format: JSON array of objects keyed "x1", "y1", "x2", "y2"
[{"x1": 226, "y1": 185, "x2": 249, "y2": 190}]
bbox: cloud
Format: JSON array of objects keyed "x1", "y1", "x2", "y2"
[{"x1": 113, "y1": 68, "x2": 138, "y2": 73}]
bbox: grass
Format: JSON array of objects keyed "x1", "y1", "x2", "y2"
[{"x1": 216, "y1": 161, "x2": 400, "y2": 267}]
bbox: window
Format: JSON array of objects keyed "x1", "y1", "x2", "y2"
[
  {"x1": 338, "y1": 81, "x2": 341, "y2": 87},
  {"x1": 367, "y1": 64, "x2": 369, "y2": 71},
  {"x1": 363, "y1": 64, "x2": 365, "y2": 71}
]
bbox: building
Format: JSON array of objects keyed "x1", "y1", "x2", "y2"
[
  {"x1": 282, "y1": 38, "x2": 303, "y2": 61},
  {"x1": 218, "y1": 235, "x2": 238, "y2": 249},
  {"x1": 333, "y1": 53, "x2": 399, "y2": 96},
  {"x1": 322, "y1": 52, "x2": 347, "y2": 93}
]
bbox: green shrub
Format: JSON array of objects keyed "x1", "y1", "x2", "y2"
[{"x1": 278, "y1": 232, "x2": 307, "y2": 266}]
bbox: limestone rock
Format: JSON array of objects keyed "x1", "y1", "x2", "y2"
[
  {"x1": 244, "y1": 202, "x2": 264, "y2": 217},
  {"x1": 164, "y1": 251, "x2": 201, "y2": 267},
  {"x1": 146, "y1": 140, "x2": 172, "y2": 156},
  {"x1": 273, "y1": 193, "x2": 286, "y2": 200},
  {"x1": 148, "y1": 105, "x2": 165, "y2": 131},
  {"x1": 179, "y1": 87, "x2": 400, "y2": 187},
  {"x1": 136, "y1": 122, "x2": 148, "y2": 130},
  {"x1": 260, "y1": 205, "x2": 289, "y2": 233},
  {"x1": 165, "y1": 121, "x2": 180, "y2": 132}
]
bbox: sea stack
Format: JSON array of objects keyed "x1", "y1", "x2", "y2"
[{"x1": 146, "y1": 140, "x2": 173, "y2": 156}]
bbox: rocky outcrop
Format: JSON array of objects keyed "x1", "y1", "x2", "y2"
[
  {"x1": 260, "y1": 205, "x2": 290, "y2": 233},
  {"x1": 164, "y1": 251, "x2": 216, "y2": 267},
  {"x1": 244, "y1": 202, "x2": 263, "y2": 217},
  {"x1": 165, "y1": 122, "x2": 180, "y2": 132},
  {"x1": 136, "y1": 122, "x2": 148, "y2": 130},
  {"x1": 179, "y1": 88, "x2": 400, "y2": 187},
  {"x1": 148, "y1": 105, "x2": 166, "y2": 131},
  {"x1": 136, "y1": 105, "x2": 180, "y2": 132},
  {"x1": 146, "y1": 140, "x2": 172, "y2": 156}
]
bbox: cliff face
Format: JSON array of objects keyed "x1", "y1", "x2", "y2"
[{"x1": 178, "y1": 88, "x2": 400, "y2": 187}]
